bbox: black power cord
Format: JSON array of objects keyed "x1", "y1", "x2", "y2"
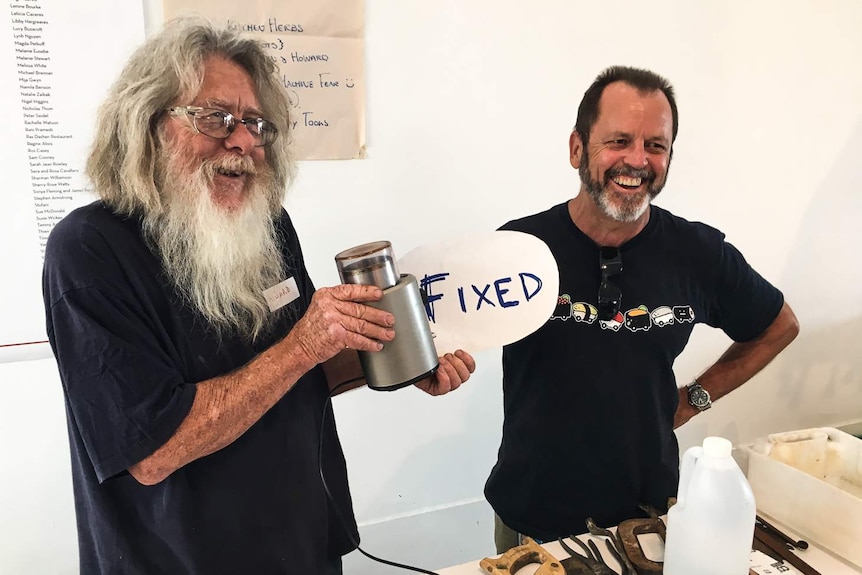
[{"x1": 319, "y1": 378, "x2": 439, "y2": 575}]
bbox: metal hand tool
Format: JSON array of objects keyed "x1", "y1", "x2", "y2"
[
  {"x1": 557, "y1": 536, "x2": 617, "y2": 575},
  {"x1": 586, "y1": 517, "x2": 634, "y2": 575},
  {"x1": 756, "y1": 515, "x2": 809, "y2": 551},
  {"x1": 616, "y1": 516, "x2": 665, "y2": 575},
  {"x1": 753, "y1": 523, "x2": 821, "y2": 575},
  {"x1": 559, "y1": 553, "x2": 600, "y2": 575}
]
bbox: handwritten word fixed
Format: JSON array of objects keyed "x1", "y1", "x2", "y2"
[{"x1": 419, "y1": 273, "x2": 543, "y2": 323}]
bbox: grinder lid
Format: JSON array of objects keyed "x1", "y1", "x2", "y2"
[{"x1": 335, "y1": 241, "x2": 399, "y2": 289}]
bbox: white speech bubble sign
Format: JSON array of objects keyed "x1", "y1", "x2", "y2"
[{"x1": 397, "y1": 231, "x2": 559, "y2": 355}]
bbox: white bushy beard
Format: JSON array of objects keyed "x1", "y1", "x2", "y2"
[{"x1": 145, "y1": 144, "x2": 286, "y2": 341}]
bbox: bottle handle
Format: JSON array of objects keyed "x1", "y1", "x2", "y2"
[{"x1": 675, "y1": 446, "x2": 703, "y2": 508}]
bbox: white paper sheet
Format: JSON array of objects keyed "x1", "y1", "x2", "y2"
[
  {"x1": 398, "y1": 231, "x2": 559, "y2": 355},
  {"x1": 162, "y1": 0, "x2": 366, "y2": 160},
  {"x1": 0, "y1": 0, "x2": 146, "y2": 363}
]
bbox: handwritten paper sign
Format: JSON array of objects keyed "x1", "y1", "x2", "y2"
[
  {"x1": 398, "y1": 231, "x2": 559, "y2": 355},
  {"x1": 163, "y1": 0, "x2": 365, "y2": 160}
]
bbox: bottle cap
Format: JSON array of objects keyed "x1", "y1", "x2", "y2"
[{"x1": 703, "y1": 436, "x2": 732, "y2": 458}]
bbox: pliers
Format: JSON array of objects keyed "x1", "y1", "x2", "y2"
[{"x1": 557, "y1": 535, "x2": 624, "y2": 575}]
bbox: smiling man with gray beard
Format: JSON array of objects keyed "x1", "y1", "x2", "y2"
[
  {"x1": 42, "y1": 18, "x2": 474, "y2": 575},
  {"x1": 486, "y1": 66, "x2": 799, "y2": 552}
]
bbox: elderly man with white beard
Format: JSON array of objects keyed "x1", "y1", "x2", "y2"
[{"x1": 42, "y1": 18, "x2": 475, "y2": 575}]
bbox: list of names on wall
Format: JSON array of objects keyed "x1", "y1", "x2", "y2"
[
  {"x1": 0, "y1": 0, "x2": 145, "y2": 363},
  {"x1": 10, "y1": 1, "x2": 81, "y2": 256}
]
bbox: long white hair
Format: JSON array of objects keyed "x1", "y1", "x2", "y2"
[{"x1": 87, "y1": 18, "x2": 298, "y2": 340}]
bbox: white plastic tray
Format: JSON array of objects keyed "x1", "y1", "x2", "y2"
[{"x1": 741, "y1": 427, "x2": 862, "y2": 568}]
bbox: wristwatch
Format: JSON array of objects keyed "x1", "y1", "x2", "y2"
[{"x1": 686, "y1": 381, "x2": 712, "y2": 411}]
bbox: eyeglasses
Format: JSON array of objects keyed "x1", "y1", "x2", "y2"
[
  {"x1": 167, "y1": 106, "x2": 279, "y2": 147},
  {"x1": 597, "y1": 246, "x2": 623, "y2": 321}
]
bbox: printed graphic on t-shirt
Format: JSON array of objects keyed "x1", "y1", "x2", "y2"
[{"x1": 551, "y1": 294, "x2": 695, "y2": 334}]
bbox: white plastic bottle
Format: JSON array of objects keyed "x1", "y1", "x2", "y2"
[{"x1": 663, "y1": 436, "x2": 756, "y2": 575}]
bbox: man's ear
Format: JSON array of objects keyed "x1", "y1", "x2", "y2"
[{"x1": 569, "y1": 131, "x2": 583, "y2": 170}]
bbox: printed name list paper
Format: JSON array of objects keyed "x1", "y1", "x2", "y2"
[
  {"x1": 163, "y1": 0, "x2": 366, "y2": 160},
  {"x1": 398, "y1": 231, "x2": 560, "y2": 355},
  {"x1": 0, "y1": 0, "x2": 145, "y2": 364}
]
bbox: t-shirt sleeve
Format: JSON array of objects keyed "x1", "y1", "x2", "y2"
[
  {"x1": 44, "y1": 216, "x2": 195, "y2": 483},
  {"x1": 706, "y1": 239, "x2": 784, "y2": 342}
]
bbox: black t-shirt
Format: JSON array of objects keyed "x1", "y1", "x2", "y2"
[
  {"x1": 485, "y1": 202, "x2": 783, "y2": 540},
  {"x1": 43, "y1": 201, "x2": 357, "y2": 574}
]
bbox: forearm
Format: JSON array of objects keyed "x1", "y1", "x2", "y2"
[
  {"x1": 674, "y1": 302, "x2": 799, "y2": 428},
  {"x1": 702, "y1": 302, "x2": 798, "y2": 397},
  {"x1": 129, "y1": 330, "x2": 316, "y2": 485},
  {"x1": 127, "y1": 283, "x2": 397, "y2": 484}
]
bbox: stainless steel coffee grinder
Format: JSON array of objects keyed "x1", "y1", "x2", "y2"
[{"x1": 334, "y1": 241, "x2": 439, "y2": 391}]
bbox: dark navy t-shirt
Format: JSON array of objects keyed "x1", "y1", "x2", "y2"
[
  {"x1": 43, "y1": 201, "x2": 357, "y2": 574},
  {"x1": 485, "y1": 202, "x2": 783, "y2": 540}
]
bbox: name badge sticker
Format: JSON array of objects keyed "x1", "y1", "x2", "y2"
[{"x1": 263, "y1": 276, "x2": 300, "y2": 312}]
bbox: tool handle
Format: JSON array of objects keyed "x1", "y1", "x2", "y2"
[
  {"x1": 753, "y1": 524, "x2": 821, "y2": 575},
  {"x1": 756, "y1": 515, "x2": 809, "y2": 550}
]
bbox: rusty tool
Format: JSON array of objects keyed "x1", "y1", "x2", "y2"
[
  {"x1": 601, "y1": 538, "x2": 631, "y2": 574},
  {"x1": 557, "y1": 536, "x2": 617, "y2": 575},
  {"x1": 753, "y1": 523, "x2": 821, "y2": 575},
  {"x1": 559, "y1": 553, "x2": 601, "y2": 575},
  {"x1": 480, "y1": 537, "x2": 566, "y2": 575},
  {"x1": 586, "y1": 517, "x2": 635, "y2": 575},
  {"x1": 756, "y1": 515, "x2": 809, "y2": 551},
  {"x1": 616, "y1": 515, "x2": 666, "y2": 575}
]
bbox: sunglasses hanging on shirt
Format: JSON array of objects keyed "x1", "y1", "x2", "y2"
[{"x1": 597, "y1": 247, "x2": 623, "y2": 321}]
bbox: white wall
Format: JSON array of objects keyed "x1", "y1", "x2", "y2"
[{"x1": 2, "y1": 1, "x2": 862, "y2": 573}]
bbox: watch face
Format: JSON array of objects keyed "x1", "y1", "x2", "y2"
[{"x1": 689, "y1": 386, "x2": 710, "y2": 408}]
